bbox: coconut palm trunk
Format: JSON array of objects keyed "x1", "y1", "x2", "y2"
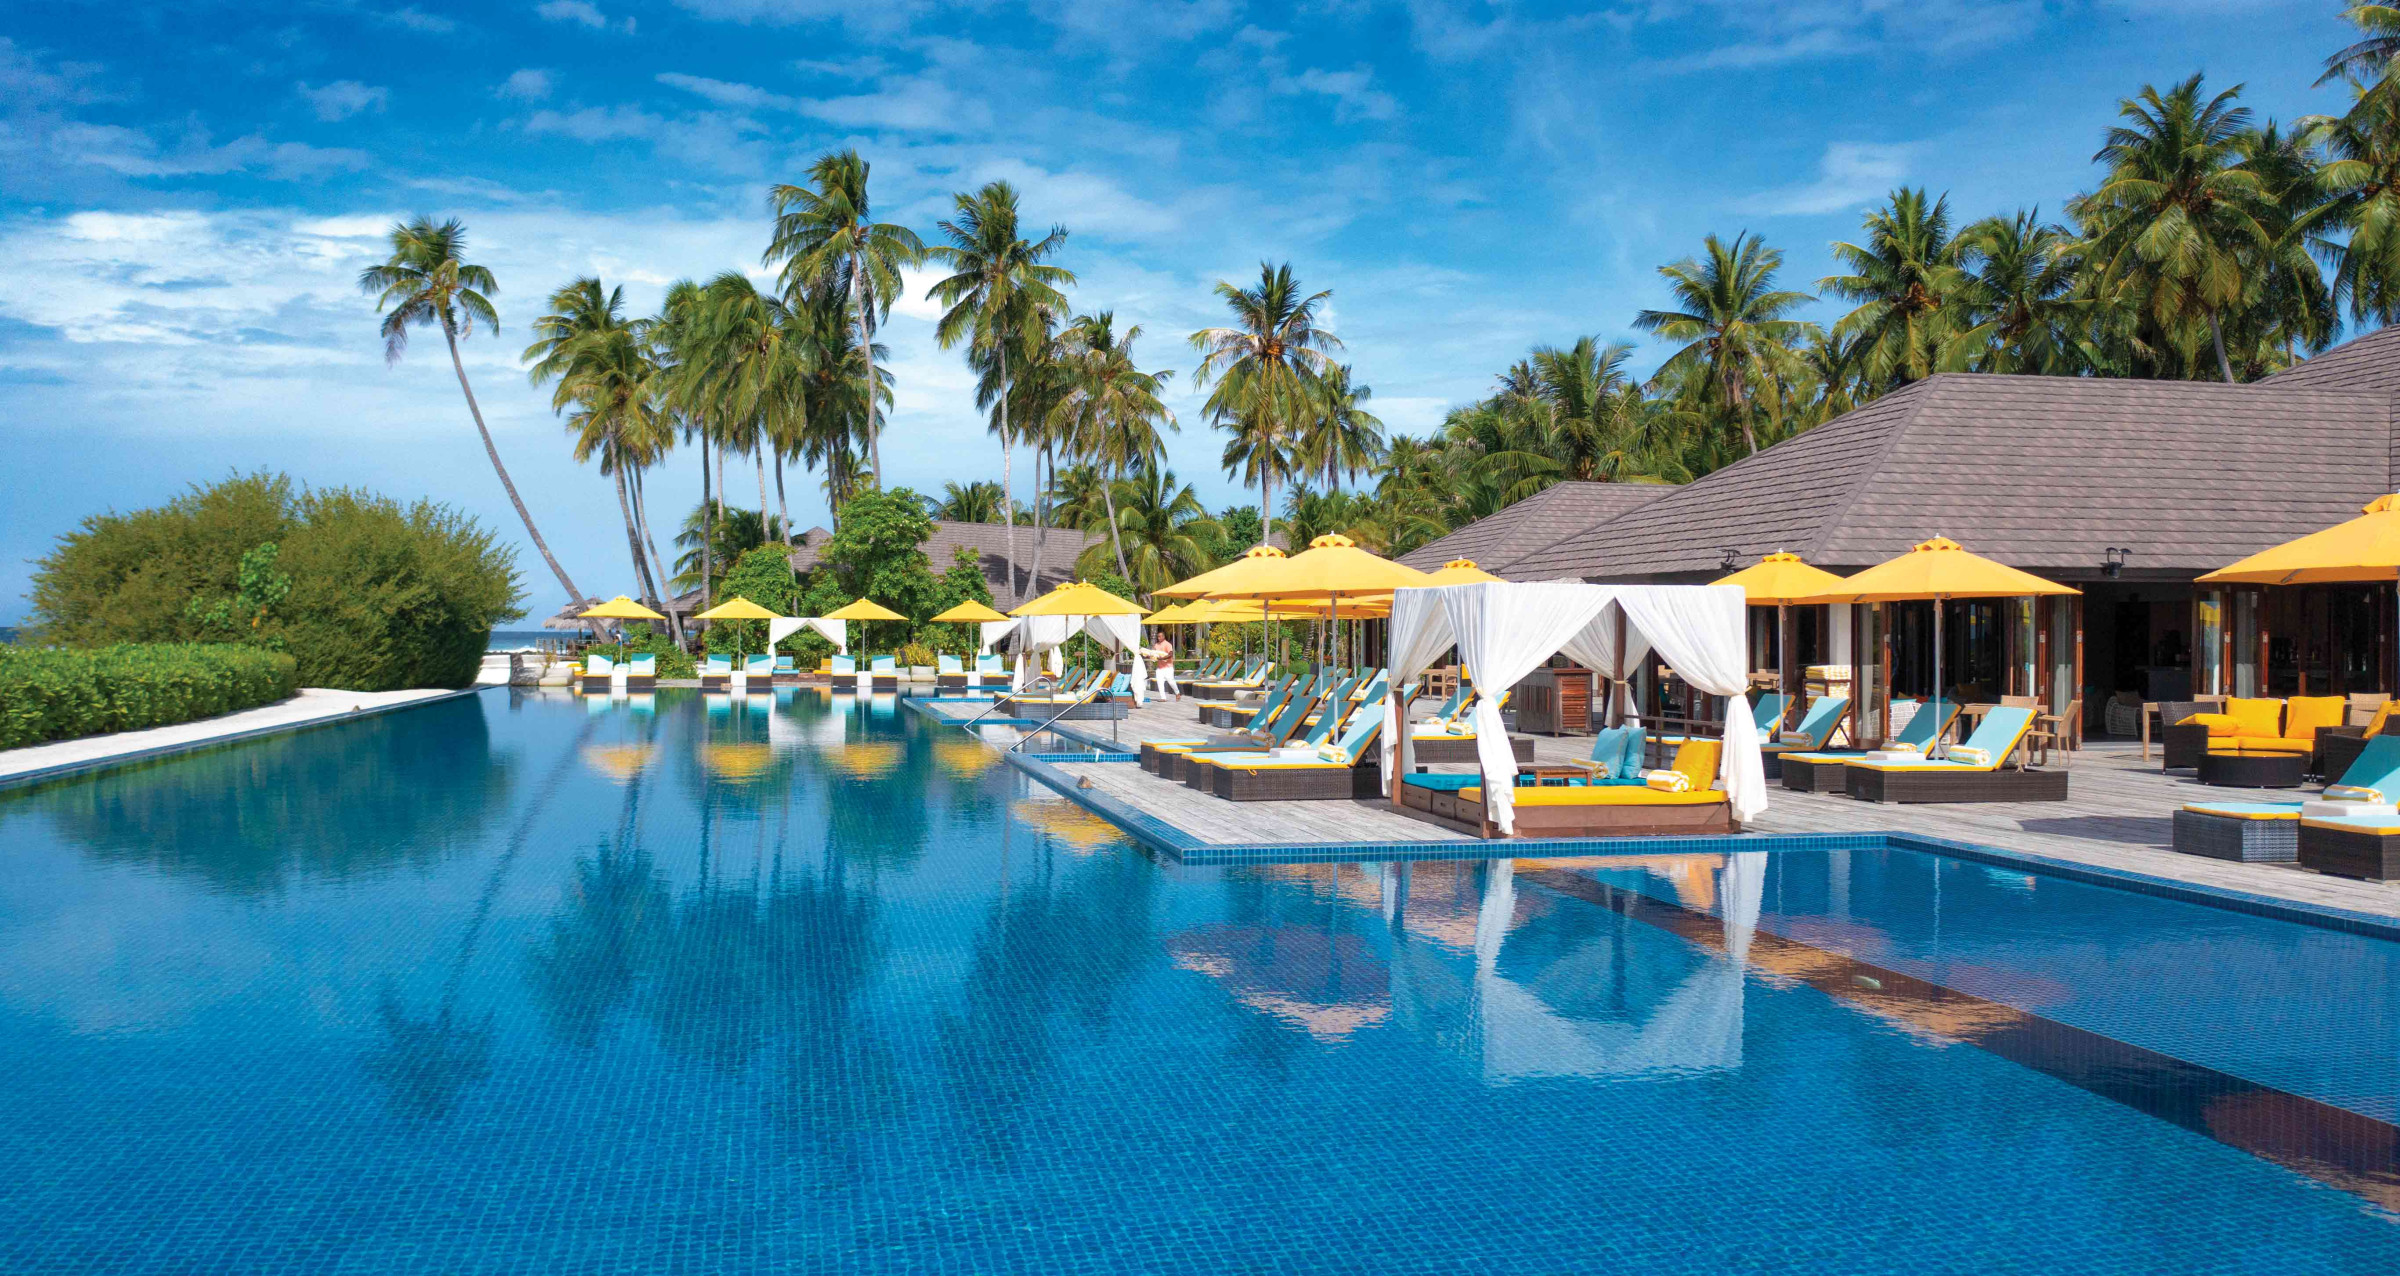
[
  {"x1": 631, "y1": 468, "x2": 683, "y2": 645},
  {"x1": 442, "y1": 318, "x2": 584, "y2": 613},
  {"x1": 855, "y1": 263, "x2": 881, "y2": 483},
  {"x1": 1028, "y1": 445, "x2": 1050, "y2": 594},
  {"x1": 773, "y1": 451, "x2": 793, "y2": 552},
  {"x1": 699, "y1": 433, "x2": 715, "y2": 615},
  {"x1": 612, "y1": 469, "x2": 652, "y2": 603},
  {"x1": 2209, "y1": 311, "x2": 2237, "y2": 383},
  {"x1": 999, "y1": 347, "x2": 1020, "y2": 604},
  {"x1": 756, "y1": 447, "x2": 771, "y2": 544},
  {"x1": 1102, "y1": 474, "x2": 1132, "y2": 585}
]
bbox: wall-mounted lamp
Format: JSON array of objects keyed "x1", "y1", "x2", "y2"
[
  {"x1": 1719, "y1": 547, "x2": 1741, "y2": 572},
  {"x1": 2102, "y1": 547, "x2": 2132, "y2": 579}
]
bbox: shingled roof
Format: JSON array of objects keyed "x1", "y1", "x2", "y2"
[
  {"x1": 2263, "y1": 323, "x2": 2400, "y2": 394},
  {"x1": 1396, "y1": 481, "x2": 1673, "y2": 574},
  {"x1": 1506, "y1": 372, "x2": 2398, "y2": 582},
  {"x1": 788, "y1": 519, "x2": 1100, "y2": 601}
]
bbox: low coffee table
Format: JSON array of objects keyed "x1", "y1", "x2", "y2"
[{"x1": 2197, "y1": 749, "x2": 2307, "y2": 789}]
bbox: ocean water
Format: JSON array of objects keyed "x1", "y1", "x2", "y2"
[{"x1": 0, "y1": 688, "x2": 2392, "y2": 1273}]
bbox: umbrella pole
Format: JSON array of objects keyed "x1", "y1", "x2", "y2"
[{"x1": 1932, "y1": 596, "x2": 1945, "y2": 760}]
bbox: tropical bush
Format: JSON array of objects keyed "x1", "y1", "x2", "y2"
[
  {"x1": 613, "y1": 630, "x2": 697, "y2": 680},
  {"x1": 898, "y1": 641, "x2": 937, "y2": 668},
  {"x1": 0, "y1": 644, "x2": 299, "y2": 749},
  {"x1": 706, "y1": 545, "x2": 801, "y2": 656},
  {"x1": 28, "y1": 475, "x2": 523, "y2": 691},
  {"x1": 801, "y1": 488, "x2": 941, "y2": 652}
]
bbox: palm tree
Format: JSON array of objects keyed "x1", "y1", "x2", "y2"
[
  {"x1": 1821, "y1": 188, "x2": 1973, "y2": 391},
  {"x1": 1091, "y1": 465, "x2": 1217, "y2": 597},
  {"x1": 790, "y1": 281, "x2": 887, "y2": 513},
  {"x1": 1054, "y1": 311, "x2": 1175, "y2": 584},
  {"x1": 766, "y1": 149, "x2": 924, "y2": 483},
  {"x1": 651, "y1": 279, "x2": 719, "y2": 611},
  {"x1": 1527, "y1": 337, "x2": 1646, "y2": 480},
  {"x1": 1950, "y1": 210, "x2": 2088, "y2": 374},
  {"x1": 1300, "y1": 364, "x2": 1384, "y2": 493},
  {"x1": 524, "y1": 277, "x2": 677, "y2": 632},
  {"x1": 2319, "y1": 92, "x2": 2400, "y2": 326},
  {"x1": 2070, "y1": 75, "x2": 2274, "y2": 383},
  {"x1": 926, "y1": 181, "x2": 1075, "y2": 603},
  {"x1": 670, "y1": 504, "x2": 787, "y2": 593},
  {"x1": 2235, "y1": 119, "x2": 2337, "y2": 371},
  {"x1": 2323, "y1": 4, "x2": 2400, "y2": 93},
  {"x1": 929, "y1": 480, "x2": 1006, "y2": 522},
  {"x1": 1632, "y1": 232, "x2": 1816, "y2": 455},
  {"x1": 360, "y1": 216, "x2": 584, "y2": 610},
  {"x1": 668, "y1": 273, "x2": 811, "y2": 551},
  {"x1": 1191, "y1": 262, "x2": 1342, "y2": 536}
]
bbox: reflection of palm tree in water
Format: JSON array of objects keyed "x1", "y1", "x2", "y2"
[
  {"x1": 365, "y1": 717, "x2": 597, "y2": 1120},
  {"x1": 527, "y1": 713, "x2": 670, "y2": 1051}
]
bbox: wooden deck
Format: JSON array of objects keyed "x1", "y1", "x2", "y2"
[{"x1": 929, "y1": 692, "x2": 2400, "y2": 921}]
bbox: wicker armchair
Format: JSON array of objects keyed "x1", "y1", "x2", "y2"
[{"x1": 2158, "y1": 700, "x2": 2221, "y2": 770}]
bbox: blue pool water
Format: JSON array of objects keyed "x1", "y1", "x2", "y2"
[{"x1": 1, "y1": 688, "x2": 2395, "y2": 1272}]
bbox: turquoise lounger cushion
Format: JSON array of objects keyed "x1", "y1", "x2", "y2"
[{"x1": 1403, "y1": 773, "x2": 1481, "y2": 792}]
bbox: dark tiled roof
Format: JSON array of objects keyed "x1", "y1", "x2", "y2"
[
  {"x1": 788, "y1": 519, "x2": 1100, "y2": 600},
  {"x1": 2263, "y1": 324, "x2": 2400, "y2": 394},
  {"x1": 1508, "y1": 373, "x2": 2397, "y2": 581},
  {"x1": 1396, "y1": 481, "x2": 1673, "y2": 575}
]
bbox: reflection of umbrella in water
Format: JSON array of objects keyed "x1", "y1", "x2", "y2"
[
  {"x1": 581, "y1": 742, "x2": 652, "y2": 784},
  {"x1": 935, "y1": 737, "x2": 1000, "y2": 779},
  {"x1": 831, "y1": 741, "x2": 903, "y2": 779},
  {"x1": 1167, "y1": 922, "x2": 1391, "y2": 1042},
  {"x1": 1011, "y1": 798, "x2": 1121, "y2": 853},
  {"x1": 702, "y1": 742, "x2": 776, "y2": 782}
]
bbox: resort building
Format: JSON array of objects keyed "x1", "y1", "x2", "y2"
[
  {"x1": 1481, "y1": 325, "x2": 2400, "y2": 743},
  {"x1": 784, "y1": 519, "x2": 1102, "y2": 601}
]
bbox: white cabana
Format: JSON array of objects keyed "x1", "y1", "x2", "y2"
[
  {"x1": 993, "y1": 613, "x2": 1148, "y2": 704},
  {"x1": 769, "y1": 617, "x2": 848, "y2": 654},
  {"x1": 1382, "y1": 581, "x2": 1765, "y2": 835}
]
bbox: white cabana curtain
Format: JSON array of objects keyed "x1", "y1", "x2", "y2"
[
  {"x1": 1379, "y1": 588, "x2": 1465, "y2": 787},
  {"x1": 977, "y1": 619, "x2": 1013, "y2": 654},
  {"x1": 780, "y1": 617, "x2": 846, "y2": 653},
  {"x1": 767, "y1": 617, "x2": 806, "y2": 653},
  {"x1": 1557, "y1": 609, "x2": 1649, "y2": 730},
  {"x1": 1383, "y1": 581, "x2": 1767, "y2": 835},
  {"x1": 1614, "y1": 585, "x2": 1763, "y2": 826},
  {"x1": 1081, "y1": 614, "x2": 1146, "y2": 706}
]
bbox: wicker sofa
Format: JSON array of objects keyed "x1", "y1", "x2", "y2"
[{"x1": 2160, "y1": 695, "x2": 2346, "y2": 773}]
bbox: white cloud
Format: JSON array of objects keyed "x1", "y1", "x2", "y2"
[
  {"x1": 297, "y1": 80, "x2": 389, "y2": 122},
  {"x1": 51, "y1": 123, "x2": 370, "y2": 181},
  {"x1": 655, "y1": 72, "x2": 800, "y2": 111},
  {"x1": 534, "y1": 0, "x2": 636, "y2": 32},
  {"x1": 1734, "y1": 142, "x2": 1912, "y2": 216},
  {"x1": 1286, "y1": 66, "x2": 1399, "y2": 123},
  {"x1": 962, "y1": 159, "x2": 1182, "y2": 239},
  {"x1": 792, "y1": 55, "x2": 887, "y2": 78},
  {"x1": 380, "y1": 5, "x2": 458, "y2": 33},
  {"x1": 668, "y1": 0, "x2": 932, "y2": 37},
  {"x1": 498, "y1": 69, "x2": 554, "y2": 102},
  {"x1": 801, "y1": 72, "x2": 992, "y2": 132}
]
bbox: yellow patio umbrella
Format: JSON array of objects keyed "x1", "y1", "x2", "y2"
[
  {"x1": 1010, "y1": 580, "x2": 1147, "y2": 617},
  {"x1": 1154, "y1": 544, "x2": 1288, "y2": 599},
  {"x1": 2199, "y1": 494, "x2": 2400, "y2": 585},
  {"x1": 931, "y1": 600, "x2": 1009, "y2": 623},
  {"x1": 1807, "y1": 537, "x2": 2077, "y2": 756},
  {"x1": 1714, "y1": 551, "x2": 1851, "y2": 705},
  {"x1": 2200, "y1": 494, "x2": 2400, "y2": 688},
  {"x1": 1143, "y1": 601, "x2": 1200, "y2": 624},
  {"x1": 579, "y1": 594, "x2": 667, "y2": 660},
  {"x1": 695, "y1": 595, "x2": 780, "y2": 665},
  {"x1": 1207, "y1": 534, "x2": 1432, "y2": 668},
  {"x1": 824, "y1": 596, "x2": 908, "y2": 660},
  {"x1": 824, "y1": 597, "x2": 907, "y2": 622},
  {"x1": 1422, "y1": 558, "x2": 1505, "y2": 585}
]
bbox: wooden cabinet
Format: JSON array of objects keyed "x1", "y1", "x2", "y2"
[{"x1": 1517, "y1": 666, "x2": 1597, "y2": 735}]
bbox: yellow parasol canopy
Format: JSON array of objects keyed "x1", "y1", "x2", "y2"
[
  {"x1": 824, "y1": 597, "x2": 908, "y2": 622},
  {"x1": 1805, "y1": 538, "x2": 2078, "y2": 603},
  {"x1": 1011, "y1": 581, "x2": 1147, "y2": 617},
  {"x1": 695, "y1": 595, "x2": 779, "y2": 621},
  {"x1": 1144, "y1": 601, "x2": 1199, "y2": 624},
  {"x1": 1422, "y1": 558, "x2": 1505, "y2": 585},
  {"x1": 580, "y1": 594, "x2": 665, "y2": 620},
  {"x1": 2198, "y1": 494, "x2": 2400, "y2": 585},
  {"x1": 1713, "y1": 551, "x2": 1851, "y2": 604},
  {"x1": 1208, "y1": 534, "x2": 1434, "y2": 600},
  {"x1": 1154, "y1": 544, "x2": 1288, "y2": 599},
  {"x1": 931, "y1": 599, "x2": 1010, "y2": 624}
]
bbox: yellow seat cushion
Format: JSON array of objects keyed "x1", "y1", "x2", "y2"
[
  {"x1": 2286, "y1": 696, "x2": 2346, "y2": 739},
  {"x1": 2178, "y1": 712, "x2": 2239, "y2": 736},
  {"x1": 2225, "y1": 697, "x2": 2283, "y2": 738},
  {"x1": 2366, "y1": 701, "x2": 2398, "y2": 736},
  {"x1": 2217, "y1": 738, "x2": 2311, "y2": 755},
  {"x1": 1461, "y1": 785, "x2": 1727, "y2": 807}
]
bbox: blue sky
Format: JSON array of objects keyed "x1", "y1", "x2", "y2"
[{"x1": 0, "y1": 0, "x2": 2354, "y2": 623}]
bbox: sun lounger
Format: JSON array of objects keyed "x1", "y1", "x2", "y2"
[
  {"x1": 770, "y1": 655, "x2": 796, "y2": 684},
  {"x1": 625, "y1": 654, "x2": 657, "y2": 691},
  {"x1": 830, "y1": 654, "x2": 856, "y2": 684},
  {"x1": 1843, "y1": 706, "x2": 2065, "y2": 803},
  {"x1": 1454, "y1": 739, "x2": 1733, "y2": 838},
  {"x1": 1777, "y1": 697, "x2": 1949, "y2": 790},
  {"x1": 2200, "y1": 737, "x2": 2400, "y2": 873},
  {"x1": 936, "y1": 653, "x2": 966, "y2": 691},
  {"x1": 580, "y1": 653, "x2": 616, "y2": 693},
  {"x1": 1144, "y1": 679, "x2": 1299, "y2": 774},
  {"x1": 1756, "y1": 695, "x2": 1854, "y2": 780},
  {"x1": 1406, "y1": 691, "x2": 1533, "y2": 764},
  {"x1": 869, "y1": 655, "x2": 898, "y2": 692},
  {"x1": 699, "y1": 654, "x2": 731, "y2": 692},
  {"x1": 1153, "y1": 688, "x2": 1327, "y2": 783},
  {"x1": 741, "y1": 654, "x2": 773, "y2": 686},
  {"x1": 1183, "y1": 684, "x2": 1363, "y2": 793},
  {"x1": 971, "y1": 653, "x2": 1006, "y2": 690},
  {"x1": 1190, "y1": 707, "x2": 1389, "y2": 801}
]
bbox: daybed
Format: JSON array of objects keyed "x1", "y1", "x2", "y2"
[{"x1": 1451, "y1": 740, "x2": 1733, "y2": 838}]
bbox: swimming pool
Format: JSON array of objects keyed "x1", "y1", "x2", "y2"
[{"x1": 0, "y1": 688, "x2": 2393, "y2": 1272}]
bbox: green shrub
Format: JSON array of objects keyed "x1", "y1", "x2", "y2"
[
  {"x1": 0, "y1": 644, "x2": 300, "y2": 749},
  {"x1": 705, "y1": 545, "x2": 800, "y2": 656},
  {"x1": 898, "y1": 641, "x2": 937, "y2": 667},
  {"x1": 610, "y1": 631, "x2": 696, "y2": 679},
  {"x1": 26, "y1": 475, "x2": 523, "y2": 692}
]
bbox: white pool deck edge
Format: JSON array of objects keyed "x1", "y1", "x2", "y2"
[{"x1": 0, "y1": 686, "x2": 480, "y2": 789}]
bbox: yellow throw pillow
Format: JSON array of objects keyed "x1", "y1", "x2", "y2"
[
  {"x1": 1948, "y1": 745, "x2": 1994, "y2": 767},
  {"x1": 2226, "y1": 697, "x2": 2282, "y2": 738},
  {"x1": 2368, "y1": 701, "x2": 2398, "y2": 736},
  {"x1": 2179, "y1": 712, "x2": 2239, "y2": 737},
  {"x1": 2286, "y1": 695, "x2": 2346, "y2": 738},
  {"x1": 1645, "y1": 770, "x2": 1692, "y2": 793}
]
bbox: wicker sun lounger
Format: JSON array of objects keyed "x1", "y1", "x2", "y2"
[{"x1": 1842, "y1": 707, "x2": 2067, "y2": 803}]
